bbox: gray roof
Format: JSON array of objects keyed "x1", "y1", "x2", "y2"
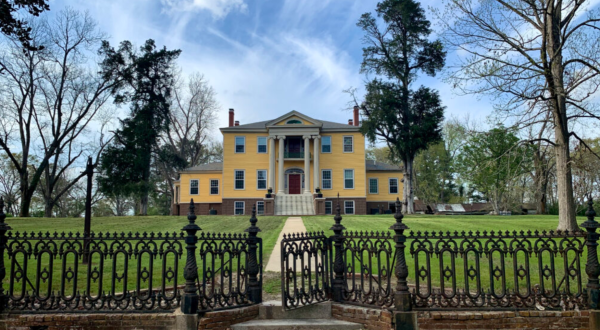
[
  {"x1": 220, "y1": 111, "x2": 360, "y2": 132},
  {"x1": 225, "y1": 119, "x2": 356, "y2": 130},
  {"x1": 366, "y1": 160, "x2": 403, "y2": 171},
  {"x1": 182, "y1": 162, "x2": 223, "y2": 172}
]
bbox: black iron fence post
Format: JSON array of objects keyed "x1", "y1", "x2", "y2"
[
  {"x1": 330, "y1": 196, "x2": 345, "y2": 302},
  {"x1": 390, "y1": 198, "x2": 410, "y2": 311},
  {"x1": 0, "y1": 198, "x2": 11, "y2": 312},
  {"x1": 83, "y1": 157, "x2": 93, "y2": 264},
  {"x1": 245, "y1": 205, "x2": 262, "y2": 304},
  {"x1": 181, "y1": 199, "x2": 201, "y2": 314},
  {"x1": 582, "y1": 197, "x2": 600, "y2": 309}
]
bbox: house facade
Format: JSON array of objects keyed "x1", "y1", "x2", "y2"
[{"x1": 171, "y1": 108, "x2": 404, "y2": 216}]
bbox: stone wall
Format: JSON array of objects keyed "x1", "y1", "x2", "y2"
[
  {"x1": 198, "y1": 305, "x2": 259, "y2": 330},
  {"x1": 332, "y1": 303, "x2": 392, "y2": 330},
  {"x1": 418, "y1": 310, "x2": 589, "y2": 330},
  {"x1": 0, "y1": 313, "x2": 176, "y2": 330}
]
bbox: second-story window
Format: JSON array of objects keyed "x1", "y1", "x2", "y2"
[
  {"x1": 343, "y1": 136, "x2": 353, "y2": 153},
  {"x1": 235, "y1": 170, "x2": 245, "y2": 190},
  {"x1": 257, "y1": 137, "x2": 267, "y2": 153},
  {"x1": 190, "y1": 179, "x2": 199, "y2": 195},
  {"x1": 257, "y1": 170, "x2": 267, "y2": 190},
  {"x1": 389, "y1": 178, "x2": 399, "y2": 194},
  {"x1": 321, "y1": 136, "x2": 331, "y2": 153},
  {"x1": 235, "y1": 136, "x2": 245, "y2": 153}
]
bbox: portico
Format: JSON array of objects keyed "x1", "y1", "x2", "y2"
[{"x1": 269, "y1": 133, "x2": 321, "y2": 195}]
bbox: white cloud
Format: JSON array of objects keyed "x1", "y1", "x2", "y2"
[{"x1": 161, "y1": 0, "x2": 247, "y2": 18}]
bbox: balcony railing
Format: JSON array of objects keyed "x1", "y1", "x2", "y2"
[{"x1": 284, "y1": 151, "x2": 312, "y2": 159}]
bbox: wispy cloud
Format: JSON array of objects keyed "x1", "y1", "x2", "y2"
[{"x1": 160, "y1": 0, "x2": 247, "y2": 19}]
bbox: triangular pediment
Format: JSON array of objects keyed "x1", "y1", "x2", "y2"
[{"x1": 267, "y1": 111, "x2": 323, "y2": 127}]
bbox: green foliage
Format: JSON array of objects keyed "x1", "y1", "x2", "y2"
[
  {"x1": 457, "y1": 127, "x2": 532, "y2": 212},
  {"x1": 414, "y1": 142, "x2": 454, "y2": 204},
  {"x1": 0, "y1": 0, "x2": 49, "y2": 50},
  {"x1": 98, "y1": 40, "x2": 181, "y2": 209}
]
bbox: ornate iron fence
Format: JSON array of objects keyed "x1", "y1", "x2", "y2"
[
  {"x1": 280, "y1": 231, "x2": 330, "y2": 309},
  {"x1": 281, "y1": 197, "x2": 600, "y2": 314},
  {"x1": 0, "y1": 199, "x2": 263, "y2": 314}
]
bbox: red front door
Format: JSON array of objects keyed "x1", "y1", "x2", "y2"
[{"x1": 289, "y1": 174, "x2": 301, "y2": 194}]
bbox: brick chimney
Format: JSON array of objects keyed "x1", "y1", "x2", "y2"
[
  {"x1": 348, "y1": 119, "x2": 353, "y2": 126},
  {"x1": 235, "y1": 121, "x2": 240, "y2": 126},
  {"x1": 353, "y1": 106, "x2": 359, "y2": 126},
  {"x1": 229, "y1": 109, "x2": 235, "y2": 127}
]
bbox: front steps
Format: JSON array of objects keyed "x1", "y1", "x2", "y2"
[
  {"x1": 231, "y1": 301, "x2": 363, "y2": 330},
  {"x1": 275, "y1": 194, "x2": 315, "y2": 215}
]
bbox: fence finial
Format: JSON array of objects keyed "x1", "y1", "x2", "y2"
[
  {"x1": 188, "y1": 198, "x2": 197, "y2": 225},
  {"x1": 245, "y1": 204, "x2": 261, "y2": 235},
  {"x1": 182, "y1": 198, "x2": 201, "y2": 314}
]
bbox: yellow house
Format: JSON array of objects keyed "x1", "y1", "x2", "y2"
[{"x1": 171, "y1": 109, "x2": 404, "y2": 215}]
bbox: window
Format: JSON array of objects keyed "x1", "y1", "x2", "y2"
[
  {"x1": 369, "y1": 178, "x2": 378, "y2": 194},
  {"x1": 345, "y1": 201, "x2": 355, "y2": 215},
  {"x1": 322, "y1": 170, "x2": 332, "y2": 190},
  {"x1": 234, "y1": 201, "x2": 245, "y2": 215},
  {"x1": 344, "y1": 169, "x2": 354, "y2": 189},
  {"x1": 235, "y1": 136, "x2": 245, "y2": 153},
  {"x1": 389, "y1": 178, "x2": 399, "y2": 194},
  {"x1": 257, "y1": 201, "x2": 265, "y2": 215},
  {"x1": 190, "y1": 179, "x2": 199, "y2": 195},
  {"x1": 257, "y1": 170, "x2": 267, "y2": 190},
  {"x1": 210, "y1": 179, "x2": 219, "y2": 195},
  {"x1": 321, "y1": 136, "x2": 331, "y2": 153},
  {"x1": 325, "y1": 201, "x2": 333, "y2": 215},
  {"x1": 287, "y1": 119, "x2": 302, "y2": 124},
  {"x1": 343, "y1": 136, "x2": 353, "y2": 153},
  {"x1": 235, "y1": 170, "x2": 245, "y2": 190},
  {"x1": 257, "y1": 137, "x2": 267, "y2": 153}
]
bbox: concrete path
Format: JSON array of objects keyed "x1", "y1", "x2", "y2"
[{"x1": 265, "y1": 217, "x2": 306, "y2": 272}]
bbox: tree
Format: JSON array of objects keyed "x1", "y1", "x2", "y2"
[
  {"x1": 435, "y1": 0, "x2": 600, "y2": 230},
  {"x1": 366, "y1": 146, "x2": 397, "y2": 165},
  {"x1": 0, "y1": 153, "x2": 21, "y2": 215},
  {"x1": 354, "y1": 0, "x2": 447, "y2": 213},
  {"x1": 0, "y1": 0, "x2": 49, "y2": 52},
  {"x1": 0, "y1": 9, "x2": 121, "y2": 217},
  {"x1": 458, "y1": 127, "x2": 532, "y2": 213},
  {"x1": 572, "y1": 138, "x2": 600, "y2": 212},
  {"x1": 414, "y1": 142, "x2": 453, "y2": 205},
  {"x1": 98, "y1": 39, "x2": 181, "y2": 216}
]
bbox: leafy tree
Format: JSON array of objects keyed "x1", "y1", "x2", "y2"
[
  {"x1": 366, "y1": 146, "x2": 397, "y2": 165},
  {"x1": 414, "y1": 142, "x2": 454, "y2": 205},
  {"x1": 458, "y1": 127, "x2": 532, "y2": 214},
  {"x1": 355, "y1": 0, "x2": 446, "y2": 213},
  {"x1": 98, "y1": 39, "x2": 181, "y2": 216},
  {"x1": 435, "y1": 0, "x2": 600, "y2": 230},
  {"x1": 0, "y1": 0, "x2": 49, "y2": 52}
]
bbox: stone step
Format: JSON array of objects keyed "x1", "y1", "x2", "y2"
[
  {"x1": 231, "y1": 319, "x2": 363, "y2": 330},
  {"x1": 258, "y1": 301, "x2": 331, "y2": 320}
]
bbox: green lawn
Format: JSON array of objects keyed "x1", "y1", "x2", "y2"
[{"x1": 2, "y1": 215, "x2": 287, "y2": 298}]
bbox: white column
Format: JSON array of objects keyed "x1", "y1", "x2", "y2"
[
  {"x1": 268, "y1": 136, "x2": 276, "y2": 192},
  {"x1": 313, "y1": 135, "x2": 320, "y2": 193},
  {"x1": 277, "y1": 136, "x2": 286, "y2": 194},
  {"x1": 303, "y1": 135, "x2": 311, "y2": 194}
]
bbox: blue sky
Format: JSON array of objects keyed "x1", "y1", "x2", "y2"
[{"x1": 50, "y1": 0, "x2": 500, "y2": 129}]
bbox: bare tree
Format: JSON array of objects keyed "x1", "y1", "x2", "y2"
[
  {"x1": 435, "y1": 0, "x2": 600, "y2": 230},
  {"x1": 0, "y1": 8, "x2": 121, "y2": 216},
  {"x1": 0, "y1": 152, "x2": 21, "y2": 215}
]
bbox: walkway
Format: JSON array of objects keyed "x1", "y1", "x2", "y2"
[{"x1": 265, "y1": 217, "x2": 306, "y2": 272}]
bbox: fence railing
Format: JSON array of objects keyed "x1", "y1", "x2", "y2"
[
  {"x1": 0, "y1": 199, "x2": 262, "y2": 314},
  {"x1": 281, "y1": 197, "x2": 600, "y2": 314}
]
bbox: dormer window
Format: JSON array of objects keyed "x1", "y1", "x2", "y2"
[{"x1": 286, "y1": 119, "x2": 302, "y2": 124}]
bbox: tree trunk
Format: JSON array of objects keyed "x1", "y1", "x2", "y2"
[
  {"x1": 18, "y1": 171, "x2": 30, "y2": 217},
  {"x1": 404, "y1": 157, "x2": 415, "y2": 214},
  {"x1": 139, "y1": 193, "x2": 148, "y2": 216},
  {"x1": 44, "y1": 199, "x2": 54, "y2": 218},
  {"x1": 554, "y1": 136, "x2": 577, "y2": 230}
]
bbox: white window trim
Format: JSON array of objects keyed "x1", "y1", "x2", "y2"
[
  {"x1": 257, "y1": 201, "x2": 265, "y2": 215},
  {"x1": 256, "y1": 169, "x2": 268, "y2": 190},
  {"x1": 389, "y1": 177, "x2": 399, "y2": 194},
  {"x1": 257, "y1": 136, "x2": 267, "y2": 154},
  {"x1": 325, "y1": 201, "x2": 333, "y2": 215},
  {"x1": 369, "y1": 178, "x2": 379, "y2": 194},
  {"x1": 343, "y1": 135, "x2": 354, "y2": 153},
  {"x1": 234, "y1": 169, "x2": 245, "y2": 190},
  {"x1": 189, "y1": 179, "x2": 199, "y2": 195},
  {"x1": 344, "y1": 200, "x2": 355, "y2": 215},
  {"x1": 209, "y1": 179, "x2": 220, "y2": 195},
  {"x1": 235, "y1": 136, "x2": 246, "y2": 154},
  {"x1": 234, "y1": 201, "x2": 245, "y2": 215},
  {"x1": 321, "y1": 169, "x2": 333, "y2": 190},
  {"x1": 344, "y1": 169, "x2": 355, "y2": 190},
  {"x1": 321, "y1": 136, "x2": 332, "y2": 153}
]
